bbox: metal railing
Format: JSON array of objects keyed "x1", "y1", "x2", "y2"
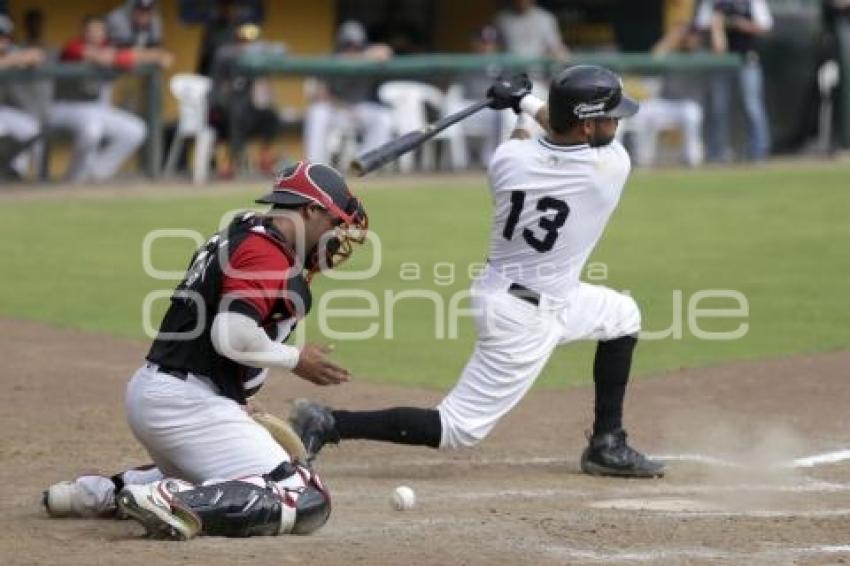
[{"x1": 236, "y1": 51, "x2": 742, "y2": 77}]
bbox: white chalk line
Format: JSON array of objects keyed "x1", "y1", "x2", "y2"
[
  {"x1": 551, "y1": 547, "x2": 729, "y2": 563},
  {"x1": 549, "y1": 544, "x2": 850, "y2": 563},
  {"x1": 654, "y1": 453, "x2": 746, "y2": 468},
  {"x1": 656, "y1": 450, "x2": 850, "y2": 470},
  {"x1": 654, "y1": 508, "x2": 850, "y2": 519},
  {"x1": 793, "y1": 448, "x2": 850, "y2": 467},
  {"x1": 332, "y1": 479, "x2": 850, "y2": 507},
  {"x1": 323, "y1": 448, "x2": 850, "y2": 474}
]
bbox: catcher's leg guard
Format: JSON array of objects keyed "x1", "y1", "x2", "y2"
[
  {"x1": 174, "y1": 480, "x2": 288, "y2": 537},
  {"x1": 267, "y1": 460, "x2": 332, "y2": 535},
  {"x1": 172, "y1": 462, "x2": 331, "y2": 537}
]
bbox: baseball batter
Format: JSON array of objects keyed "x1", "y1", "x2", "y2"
[
  {"x1": 294, "y1": 66, "x2": 664, "y2": 478},
  {"x1": 42, "y1": 162, "x2": 369, "y2": 539}
]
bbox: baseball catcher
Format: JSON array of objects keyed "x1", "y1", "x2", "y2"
[{"x1": 43, "y1": 161, "x2": 368, "y2": 539}]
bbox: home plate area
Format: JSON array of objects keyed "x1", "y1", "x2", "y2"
[{"x1": 4, "y1": 321, "x2": 850, "y2": 565}]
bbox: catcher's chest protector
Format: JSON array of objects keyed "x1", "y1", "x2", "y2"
[{"x1": 147, "y1": 213, "x2": 312, "y2": 403}]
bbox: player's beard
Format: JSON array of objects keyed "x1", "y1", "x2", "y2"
[
  {"x1": 304, "y1": 235, "x2": 343, "y2": 280},
  {"x1": 588, "y1": 128, "x2": 616, "y2": 147}
]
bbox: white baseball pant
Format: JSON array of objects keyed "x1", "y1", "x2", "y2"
[
  {"x1": 304, "y1": 100, "x2": 392, "y2": 164},
  {"x1": 47, "y1": 102, "x2": 146, "y2": 183},
  {"x1": 0, "y1": 105, "x2": 39, "y2": 176},
  {"x1": 61, "y1": 365, "x2": 300, "y2": 515},
  {"x1": 125, "y1": 363, "x2": 288, "y2": 484},
  {"x1": 438, "y1": 268, "x2": 641, "y2": 449}
]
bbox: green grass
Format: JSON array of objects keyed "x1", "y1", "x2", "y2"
[{"x1": 1, "y1": 162, "x2": 848, "y2": 389}]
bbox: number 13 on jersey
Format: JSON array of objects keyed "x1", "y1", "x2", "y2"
[{"x1": 502, "y1": 190, "x2": 570, "y2": 253}]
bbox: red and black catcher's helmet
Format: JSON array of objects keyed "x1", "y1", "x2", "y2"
[
  {"x1": 548, "y1": 65, "x2": 639, "y2": 133},
  {"x1": 256, "y1": 161, "x2": 366, "y2": 227},
  {"x1": 256, "y1": 161, "x2": 368, "y2": 274}
]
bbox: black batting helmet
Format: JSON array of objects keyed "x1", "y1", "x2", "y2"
[{"x1": 548, "y1": 65, "x2": 639, "y2": 133}]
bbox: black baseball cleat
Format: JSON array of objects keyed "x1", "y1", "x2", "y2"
[
  {"x1": 580, "y1": 429, "x2": 665, "y2": 478},
  {"x1": 289, "y1": 399, "x2": 340, "y2": 461}
]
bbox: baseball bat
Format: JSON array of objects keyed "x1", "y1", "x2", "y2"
[{"x1": 351, "y1": 98, "x2": 493, "y2": 176}]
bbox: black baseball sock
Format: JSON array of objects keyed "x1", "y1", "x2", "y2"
[
  {"x1": 332, "y1": 407, "x2": 442, "y2": 448},
  {"x1": 592, "y1": 335, "x2": 638, "y2": 437}
]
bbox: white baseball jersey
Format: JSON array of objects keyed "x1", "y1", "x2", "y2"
[
  {"x1": 437, "y1": 136, "x2": 640, "y2": 449},
  {"x1": 485, "y1": 137, "x2": 632, "y2": 299}
]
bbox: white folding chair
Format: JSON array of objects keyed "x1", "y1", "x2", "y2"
[
  {"x1": 164, "y1": 74, "x2": 216, "y2": 184},
  {"x1": 303, "y1": 78, "x2": 359, "y2": 169},
  {"x1": 434, "y1": 83, "x2": 474, "y2": 170},
  {"x1": 444, "y1": 83, "x2": 511, "y2": 168},
  {"x1": 817, "y1": 60, "x2": 840, "y2": 154},
  {"x1": 379, "y1": 81, "x2": 468, "y2": 172}
]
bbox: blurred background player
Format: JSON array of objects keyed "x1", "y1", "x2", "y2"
[
  {"x1": 303, "y1": 20, "x2": 393, "y2": 166},
  {"x1": 495, "y1": 0, "x2": 569, "y2": 61},
  {"x1": 495, "y1": 0, "x2": 569, "y2": 135},
  {"x1": 0, "y1": 14, "x2": 44, "y2": 180},
  {"x1": 106, "y1": 0, "x2": 163, "y2": 48},
  {"x1": 46, "y1": 15, "x2": 169, "y2": 183},
  {"x1": 208, "y1": 20, "x2": 285, "y2": 176},
  {"x1": 197, "y1": 0, "x2": 242, "y2": 77},
  {"x1": 695, "y1": 0, "x2": 773, "y2": 162}
]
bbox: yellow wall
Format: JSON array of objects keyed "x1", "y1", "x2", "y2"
[
  {"x1": 259, "y1": 0, "x2": 335, "y2": 112},
  {"x1": 663, "y1": 0, "x2": 696, "y2": 30},
  {"x1": 434, "y1": 0, "x2": 495, "y2": 52},
  {"x1": 8, "y1": 0, "x2": 115, "y2": 46},
  {"x1": 257, "y1": 0, "x2": 335, "y2": 157}
]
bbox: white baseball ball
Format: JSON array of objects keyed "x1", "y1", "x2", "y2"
[{"x1": 391, "y1": 485, "x2": 416, "y2": 511}]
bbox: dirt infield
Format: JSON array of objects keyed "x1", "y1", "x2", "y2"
[{"x1": 2, "y1": 318, "x2": 849, "y2": 565}]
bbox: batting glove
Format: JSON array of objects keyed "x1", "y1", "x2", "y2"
[{"x1": 486, "y1": 73, "x2": 533, "y2": 113}]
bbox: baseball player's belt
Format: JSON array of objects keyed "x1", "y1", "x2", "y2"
[
  {"x1": 147, "y1": 362, "x2": 190, "y2": 380},
  {"x1": 145, "y1": 362, "x2": 222, "y2": 398},
  {"x1": 507, "y1": 283, "x2": 541, "y2": 307}
]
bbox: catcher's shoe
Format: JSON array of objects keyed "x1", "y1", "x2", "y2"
[
  {"x1": 43, "y1": 475, "x2": 117, "y2": 518},
  {"x1": 117, "y1": 482, "x2": 201, "y2": 541},
  {"x1": 580, "y1": 429, "x2": 665, "y2": 478},
  {"x1": 289, "y1": 398, "x2": 340, "y2": 461}
]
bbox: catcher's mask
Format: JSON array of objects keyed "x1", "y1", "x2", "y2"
[{"x1": 256, "y1": 161, "x2": 368, "y2": 279}]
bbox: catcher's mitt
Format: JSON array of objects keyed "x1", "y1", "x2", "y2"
[{"x1": 252, "y1": 412, "x2": 308, "y2": 463}]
